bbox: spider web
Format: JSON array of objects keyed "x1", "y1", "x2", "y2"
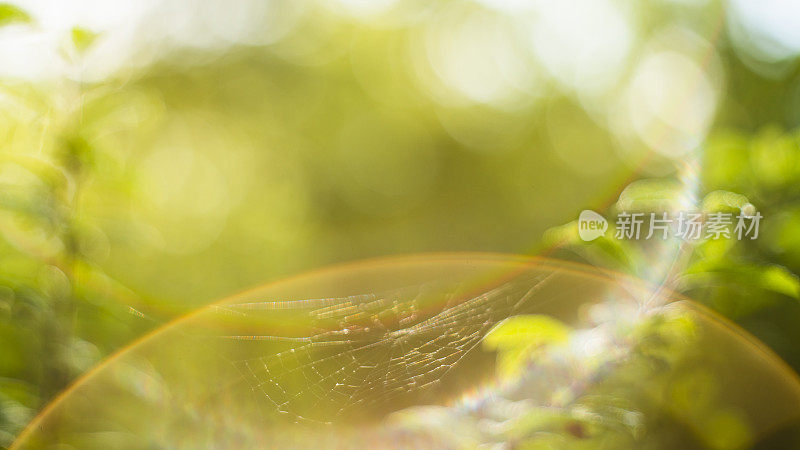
[{"x1": 214, "y1": 271, "x2": 556, "y2": 424}]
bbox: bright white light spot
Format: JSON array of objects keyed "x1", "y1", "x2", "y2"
[
  {"x1": 0, "y1": 0, "x2": 301, "y2": 81},
  {"x1": 624, "y1": 51, "x2": 716, "y2": 158},
  {"x1": 571, "y1": 329, "x2": 608, "y2": 359},
  {"x1": 422, "y1": 6, "x2": 535, "y2": 107},
  {"x1": 472, "y1": 0, "x2": 535, "y2": 12},
  {"x1": 663, "y1": 0, "x2": 709, "y2": 5},
  {"x1": 328, "y1": 0, "x2": 398, "y2": 18},
  {"x1": 527, "y1": 0, "x2": 633, "y2": 97},
  {"x1": 0, "y1": 28, "x2": 64, "y2": 80},
  {"x1": 729, "y1": 0, "x2": 800, "y2": 62},
  {"x1": 0, "y1": 0, "x2": 156, "y2": 80}
]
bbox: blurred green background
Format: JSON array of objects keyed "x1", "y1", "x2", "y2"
[{"x1": 1, "y1": 0, "x2": 800, "y2": 444}]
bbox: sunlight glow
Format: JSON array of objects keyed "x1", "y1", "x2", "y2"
[
  {"x1": 420, "y1": 5, "x2": 536, "y2": 107},
  {"x1": 729, "y1": 0, "x2": 800, "y2": 63},
  {"x1": 527, "y1": 0, "x2": 633, "y2": 97},
  {"x1": 623, "y1": 51, "x2": 716, "y2": 158}
]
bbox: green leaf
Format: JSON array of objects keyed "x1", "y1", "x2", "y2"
[
  {"x1": 700, "y1": 190, "x2": 751, "y2": 214},
  {"x1": 542, "y1": 221, "x2": 640, "y2": 273},
  {"x1": 694, "y1": 237, "x2": 736, "y2": 264},
  {"x1": 615, "y1": 178, "x2": 684, "y2": 212},
  {"x1": 760, "y1": 265, "x2": 800, "y2": 299},
  {"x1": 681, "y1": 262, "x2": 800, "y2": 299},
  {"x1": 0, "y1": 4, "x2": 31, "y2": 27},
  {"x1": 484, "y1": 315, "x2": 571, "y2": 379},
  {"x1": 484, "y1": 315, "x2": 571, "y2": 350},
  {"x1": 71, "y1": 27, "x2": 99, "y2": 54}
]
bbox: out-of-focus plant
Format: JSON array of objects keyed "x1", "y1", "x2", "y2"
[
  {"x1": 483, "y1": 314, "x2": 571, "y2": 382},
  {"x1": 480, "y1": 311, "x2": 706, "y2": 449},
  {"x1": 397, "y1": 305, "x2": 755, "y2": 448},
  {"x1": 0, "y1": 0, "x2": 798, "y2": 446},
  {"x1": 0, "y1": 4, "x2": 29, "y2": 27},
  {"x1": 543, "y1": 126, "x2": 800, "y2": 370},
  {"x1": 0, "y1": 6, "x2": 152, "y2": 444}
]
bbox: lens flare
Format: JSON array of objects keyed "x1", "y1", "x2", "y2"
[{"x1": 13, "y1": 255, "x2": 800, "y2": 448}]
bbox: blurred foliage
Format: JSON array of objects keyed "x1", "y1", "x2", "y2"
[
  {"x1": 467, "y1": 304, "x2": 768, "y2": 448},
  {"x1": 0, "y1": 4, "x2": 29, "y2": 27},
  {"x1": 484, "y1": 314, "x2": 571, "y2": 381},
  {"x1": 0, "y1": 0, "x2": 800, "y2": 446},
  {"x1": 0, "y1": 12, "x2": 149, "y2": 445},
  {"x1": 546, "y1": 127, "x2": 800, "y2": 372},
  {"x1": 69, "y1": 28, "x2": 98, "y2": 55}
]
